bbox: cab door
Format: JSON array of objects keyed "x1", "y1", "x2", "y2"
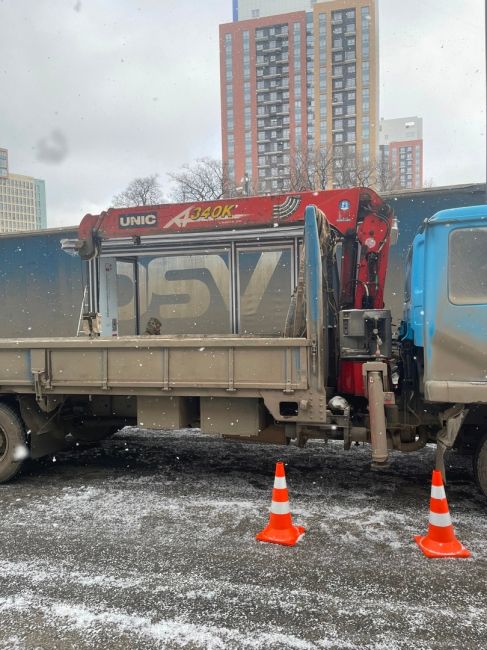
[{"x1": 424, "y1": 216, "x2": 487, "y2": 399}]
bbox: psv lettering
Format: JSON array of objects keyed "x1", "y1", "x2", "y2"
[{"x1": 190, "y1": 205, "x2": 236, "y2": 221}]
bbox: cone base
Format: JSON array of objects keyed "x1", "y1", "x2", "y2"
[
  {"x1": 256, "y1": 524, "x2": 305, "y2": 547},
  {"x1": 414, "y1": 534, "x2": 471, "y2": 558}
]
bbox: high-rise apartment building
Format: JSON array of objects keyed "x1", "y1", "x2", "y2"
[
  {"x1": 0, "y1": 148, "x2": 47, "y2": 232},
  {"x1": 220, "y1": 0, "x2": 378, "y2": 193},
  {"x1": 379, "y1": 117, "x2": 423, "y2": 189}
]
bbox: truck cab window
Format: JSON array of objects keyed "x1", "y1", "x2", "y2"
[{"x1": 448, "y1": 227, "x2": 487, "y2": 305}]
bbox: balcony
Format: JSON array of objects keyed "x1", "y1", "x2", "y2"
[
  {"x1": 261, "y1": 44, "x2": 281, "y2": 54},
  {"x1": 262, "y1": 70, "x2": 284, "y2": 79},
  {"x1": 262, "y1": 98, "x2": 284, "y2": 106}
]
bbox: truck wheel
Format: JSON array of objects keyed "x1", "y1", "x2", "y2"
[
  {"x1": 0, "y1": 403, "x2": 27, "y2": 483},
  {"x1": 473, "y1": 433, "x2": 487, "y2": 498}
]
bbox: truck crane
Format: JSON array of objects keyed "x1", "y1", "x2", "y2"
[{"x1": 0, "y1": 189, "x2": 485, "y2": 500}]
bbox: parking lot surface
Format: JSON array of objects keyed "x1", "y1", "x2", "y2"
[{"x1": 0, "y1": 428, "x2": 486, "y2": 649}]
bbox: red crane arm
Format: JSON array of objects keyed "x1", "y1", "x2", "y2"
[{"x1": 76, "y1": 187, "x2": 394, "y2": 310}]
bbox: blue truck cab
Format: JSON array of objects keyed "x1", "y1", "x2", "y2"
[{"x1": 402, "y1": 205, "x2": 487, "y2": 404}]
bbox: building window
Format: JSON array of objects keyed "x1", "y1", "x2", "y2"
[
  {"x1": 252, "y1": 9, "x2": 260, "y2": 18},
  {"x1": 226, "y1": 86, "x2": 233, "y2": 107},
  {"x1": 362, "y1": 61, "x2": 370, "y2": 84}
]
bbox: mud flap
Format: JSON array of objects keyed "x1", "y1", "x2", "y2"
[
  {"x1": 435, "y1": 404, "x2": 469, "y2": 483},
  {"x1": 18, "y1": 396, "x2": 69, "y2": 459}
]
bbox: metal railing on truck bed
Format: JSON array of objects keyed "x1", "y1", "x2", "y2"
[{"x1": 0, "y1": 336, "x2": 309, "y2": 395}]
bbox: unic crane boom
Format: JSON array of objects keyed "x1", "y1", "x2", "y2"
[{"x1": 69, "y1": 188, "x2": 396, "y2": 312}]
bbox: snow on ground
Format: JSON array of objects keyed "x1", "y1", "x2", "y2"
[{"x1": 0, "y1": 427, "x2": 486, "y2": 649}]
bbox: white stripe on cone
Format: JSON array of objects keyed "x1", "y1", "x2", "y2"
[
  {"x1": 270, "y1": 500, "x2": 290, "y2": 515},
  {"x1": 431, "y1": 485, "x2": 446, "y2": 500},
  {"x1": 273, "y1": 476, "x2": 287, "y2": 489},
  {"x1": 429, "y1": 511, "x2": 452, "y2": 527}
]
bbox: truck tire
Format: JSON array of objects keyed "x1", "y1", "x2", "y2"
[
  {"x1": 0, "y1": 403, "x2": 27, "y2": 483},
  {"x1": 473, "y1": 433, "x2": 487, "y2": 498}
]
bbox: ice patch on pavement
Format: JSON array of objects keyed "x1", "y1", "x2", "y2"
[{"x1": 51, "y1": 601, "x2": 318, "y2": 649}]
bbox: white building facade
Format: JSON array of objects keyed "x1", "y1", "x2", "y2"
[{"x1": 0, "y1": 148, "x2": 47, "y2": 232}]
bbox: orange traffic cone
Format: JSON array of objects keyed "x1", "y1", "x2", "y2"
[
  {"x1": 414, "y1": 469, "x2": 470, "y2": 558},
  {"x1": 256, "y1": 461, "x2": 305, "y2": 546}
]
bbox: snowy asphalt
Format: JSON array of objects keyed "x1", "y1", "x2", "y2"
[{"x1": 0, "y1": 428, "x2": 486, "y2": 650}]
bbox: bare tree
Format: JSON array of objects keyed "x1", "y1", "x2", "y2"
[
  {"x1": 112, "y1": 174, "x2": 164, "y2": 207},
  {"x1": 375, "y1": 159, "x2": 401, "y2": 192},
  {"x1": 288, "y1": 147, "x2": 315, "y2": 192},
  {"x1": 287, "y1": 143, "x2": 380, "y2": 192},
  {"x1": 314, "y1": 144, "x2": 335, "y2": 190},
  {"x1": 168, "y1": 158, "x2": 237, "y2": 202},
  {"x1": 287, "y1": 144, "x2": 334, "y2": 192},
  {"x1": 332, "y1": 149, "x2": 378, "y2": 189}
]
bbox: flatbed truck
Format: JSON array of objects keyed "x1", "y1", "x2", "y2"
[{"x1": 0, "y1": 190, "x2": 485, "y2": 500}]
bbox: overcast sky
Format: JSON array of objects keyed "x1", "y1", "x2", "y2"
[{"x1": 0, "y1": 0, "x2": 485, "y2": 227}]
